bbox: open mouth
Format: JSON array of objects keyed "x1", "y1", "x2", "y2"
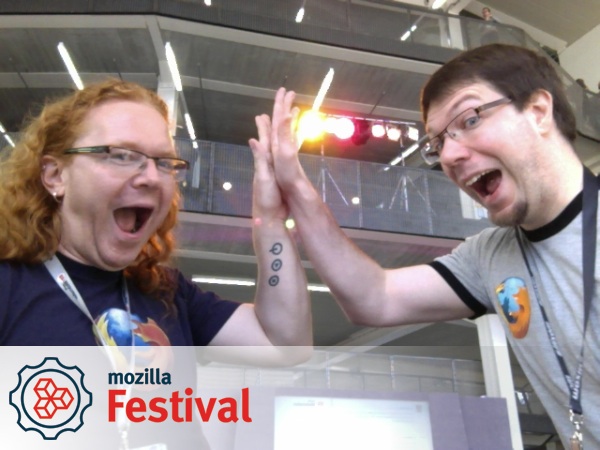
[
  {"x1": 466, "y1": 169, "x2": 501, "y2": 199},
  {"x1": 114, "y1": 207, "x2": 153, "y2": 234}
]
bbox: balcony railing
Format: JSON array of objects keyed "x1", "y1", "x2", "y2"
[{"x1": 177, "y1": 138, "x2": 490, "y2": 240}]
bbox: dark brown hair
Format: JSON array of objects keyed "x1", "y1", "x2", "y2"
[{"x1": 421, "y1": 44, "x2": 576, "y2": 142}]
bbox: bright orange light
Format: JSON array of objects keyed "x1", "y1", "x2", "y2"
[
  {"x1": 371, "y1": 123, "x2": 386, "y2": 138},
  {"x1": 332, "y1": 117, "x2": 355, "y2": 140},
  {"x1": 297, "y1": 110, "x2": 325, "y2": 141}
]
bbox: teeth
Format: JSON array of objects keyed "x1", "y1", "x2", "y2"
[{"x1": 466, "y1": 170, "x2": 494, "y2": 187}]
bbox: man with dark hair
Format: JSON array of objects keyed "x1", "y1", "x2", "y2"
[
  {"x1": 481, "y1": 7, "x2": 497, "y2": 22},
  {"x1": 251, "y1": 44, "x2": 599, "y2": 448}
]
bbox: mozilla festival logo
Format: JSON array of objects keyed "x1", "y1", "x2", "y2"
[{"x1": 9, "y1": 357, "x2": 93, "y2": 439}]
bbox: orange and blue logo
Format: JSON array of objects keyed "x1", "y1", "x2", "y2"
[
  {"x1": 9, "y1": 357, "x2": 93, "y2": 439},
  {"x1": 495, "y1": 277, "x2": 531, "y2": 339}
]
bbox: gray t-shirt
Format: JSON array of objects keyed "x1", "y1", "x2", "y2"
[{"x1": 432, "y1": 191, "x2": 600, "y2": 448}]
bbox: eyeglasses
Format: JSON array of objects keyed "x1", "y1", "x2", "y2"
[
  {"x1": 63, "y1": 146, "x2": 190, "y2": 182},
  {"x1": 420, "y1": 97, "x2": 512, "y2": 165}
]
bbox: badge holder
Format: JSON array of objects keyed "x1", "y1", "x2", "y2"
[{"x1": 569, "y1": 410, "x2": 583, "y2": 450}]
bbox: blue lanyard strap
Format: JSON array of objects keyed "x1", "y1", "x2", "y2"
[{"x1": 515, "y1": 166, "x2": 598, "y2": 419}]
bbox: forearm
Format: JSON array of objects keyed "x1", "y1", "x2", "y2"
[
  {"x1": 284, "y1": 177, "x2": 388, "y2": 325},
  {"x1": 252, "y1": 218, "x2": 312, "y2": 346}
]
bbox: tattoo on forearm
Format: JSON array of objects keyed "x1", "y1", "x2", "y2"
[
  {"x1": 269, "y1": 243, "x2": 283, "y2": 255},
  {"x1": 268, "y1": 242, "x2": 283, "y2": 287}
]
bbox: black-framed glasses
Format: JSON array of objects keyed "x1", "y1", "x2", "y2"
[
  {"x1": 63, "y1": 146, "x2": 190, "y2": 182},
  {"x1": 420, "y1": 97, "x2": 512, "y2": 165}
]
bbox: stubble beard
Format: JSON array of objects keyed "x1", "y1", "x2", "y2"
[{"x1": 488, "y1": 199, "x2": 528, "y2": 228}]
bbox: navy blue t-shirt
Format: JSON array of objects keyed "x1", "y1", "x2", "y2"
[{"x1": 0, "y1": 253, "x2": 241, "y2": 346}]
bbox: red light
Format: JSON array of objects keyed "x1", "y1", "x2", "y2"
[{"x1": 351, "y1": 119, "x2": 371, "y2": 145}]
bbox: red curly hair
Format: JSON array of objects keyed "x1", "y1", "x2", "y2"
[{"x1": 0, "y1": 78, "x2": 181, "y2": 311}]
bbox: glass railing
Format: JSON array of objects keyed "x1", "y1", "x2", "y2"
[{"x1": 177, "y1": 138, "x2": 491, "y2": 240}]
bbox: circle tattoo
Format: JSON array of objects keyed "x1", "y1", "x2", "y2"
[
  {"x1": 268, "y1": 275, "x2": 280, "y2": 287},
  {"x1": 271, "y1": 259, "x2": 282, "y2": 271},
  {"x1": 269, "y1": 243, "x2": 283, "y2": 255}
]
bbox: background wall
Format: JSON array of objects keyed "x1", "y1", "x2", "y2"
[{"x1": 559, "y1": 24, "x2": 600, "y2": 92}]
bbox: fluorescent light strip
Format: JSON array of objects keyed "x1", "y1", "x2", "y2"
[
  {"x1": 4, "y1": 134, "x2": 15, "y2": 147},
  {"x1": 308, "y1": 284, "x2": 330, "y2": 293},
  {"x1": 57, "y1": 42, "x2": 84, "y2": 90},
  {"x1": 431, "y1": 0, "x2": 447, "y2": 9},
  {"x1": 295, "y1": 7, "x2": 305, "y2": 23},
  {"x1": 192, "y1": 276, "x2": 330, "y2": 292},
  {"x1": 390, "y1": 143, "x2": 417, "y2": 166},
  {"x1": 193, "y1": 276, "x2": 256, "y2": 286},
  {"x1": 0, "y1": 122, "x2": 5, "y2": 133},
  {"x1": 184, "y1": 113, "x2": 197, "y2": 141},
  {"x1": 165, "y1": 42, "x2": 183, "y2": 92},
  {"x1": 312, "y1": 68, "x2": 334, "y2": 111}
]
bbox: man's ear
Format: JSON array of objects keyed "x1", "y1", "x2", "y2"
[
  {"x1": 40, "y1": 155, "x2": 66, "y2": 199},
  {"x1": 526, "y1": 89, "x2": 554, "y2": 135}
]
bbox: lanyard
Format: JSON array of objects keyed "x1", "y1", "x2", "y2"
[
  {"x1": 515, "y1": 167, "x2": 598, "y2": 448},
  {"x1": 44, "y1": 255, "x2": 135, "y2": 450}
]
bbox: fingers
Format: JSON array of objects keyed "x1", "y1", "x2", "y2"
[
  {"x1": 270, "y1": 89, "x2": 297, "y2": 155},
  {"x1": 271, "y1": 88, "x2": 287, "y2": 131},
  {"x1": 251, "y1": 87, "x2": 298, "y2": 167},
  {"x1": 250, "y1": 114, "x2": 274, "y2": 177}
]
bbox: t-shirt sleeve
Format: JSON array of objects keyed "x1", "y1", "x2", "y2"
[
  {"x1": 428, "y1": 231, "x2": 494, "y2": 318},
  {"x1": 175, "y1": 271, "x2": 242, "y2": 345}
]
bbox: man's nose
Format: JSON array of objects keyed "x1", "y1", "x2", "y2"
[{"x1": 439, "y1": 134, "x2": 471, "y2": 167}]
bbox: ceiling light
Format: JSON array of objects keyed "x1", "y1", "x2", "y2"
[
  {"x1": 371, "y1": 123, "x2": 386, "y2": 138},
  {"x1": 165, "y1": 42, "x2": 183, "y2": 92},
  {"x1": 184, "y1": 113, "x2": 196, "y2": 141},
  {"x1": 402, "y1": 142, "x2": 419, "y2": 158},
  {"x1": 308, "y1": 284, "x2": 330, "y2": 292},
  {"x1": 285, "y1": 218, "x2": 295, "y2": 229},
  {"x1": 223, "y1": 181, "x2": 232, "y2": 191},
  {"x1": 386, "y1": 126, "x2": 401, "y2": 141},
  {"x1": 295, "y1": 7, "x2": 305, "y2": 23},
  {"x1": 407, "y1": 126, "x2": 419, "y2": 141},
  {"x1": 331, "y1": 117, "x2": 355, "y2": 140},
  {"x1": 204, "y1": 0, "x2": 211, "y2": 5},
  {"x1": 4, "y1": 135, "x2": 15, "y2": 147},
  {"x1": 431, "y1": 0, "x2": 447, "y2": 9},
  {"x1": 312, "y1": 68, "x2": 334, "y2": 112},
  {"x1": 297, "y1": 110, "x2": 325, "y2": 141},
  {"x1": 389, "y1": 156, "x2": 402, "y2": 166},
  {"x1": 57, "y1": 42, "x2": 83, "y2": 90},
  {"x1": 351, "y1": 119, "x2": 371, "y2": 145},
  {"x1": 192, "y1": 276, "x2": 256, "y2": 286},
  {"x1": 192, "y1": 276, "x2": 330, "y2": 292},
  {"x1": 351, "y1": 197, "x2": 360, "y2": 205},
  {"x1": 400, "y1": 31, "x2": 411, "y2": 41},
  {"x1": 0, "y1": 122, "x2": 5, "y2": 133}
]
